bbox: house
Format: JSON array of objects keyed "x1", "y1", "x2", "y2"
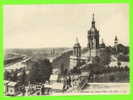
[{"x1": 5, "y1": 81, "x2": 21, "y2": 96}]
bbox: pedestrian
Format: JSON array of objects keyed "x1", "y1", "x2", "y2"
[
  {"x1": 22, "y1": 86, "x2": 26, "y2": 96},
  {"x1": 63, "y1": 77, "x2": 67, "y2": 92},
  {"x1": 41, "y1": 85, "x2": 45, "y2": 95}
]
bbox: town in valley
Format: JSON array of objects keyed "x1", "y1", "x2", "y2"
[{"x1": 4, "y1": 5, "x2": 129, "y2": 96}]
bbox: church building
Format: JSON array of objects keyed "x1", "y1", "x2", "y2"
[{"x1": 69, "y1": 14, "x2": 106, "y2": 70}]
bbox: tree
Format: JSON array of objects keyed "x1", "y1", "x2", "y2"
[
  {"x1": 11, "y1": 71, "x2": 17, "y2": 81},
  {"x1": 92, "y1": 56, "x2": 100, "y2": 64},
  {"x1": 118, "y1": 54, "x2": 129, "y2": 62},
  {"x1": 28, "y1": 58, "x2": 52, "y2": 83},
  {"x1": 99, "y1": 48, "x2": 111, "y2": 65},
  {"x1": 117, "y1": 61, "x2": 121, "y2": 67},
  {"x1": 71, "y1": 67, "x2": 81, "y2": 74},
  {"x1": 21, "y1": 68, "x2": 26, "y2": 85},
  {"x1": 4, "y1": 71, "x2": 10, "y2": 80}
]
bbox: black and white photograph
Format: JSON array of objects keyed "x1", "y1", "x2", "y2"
[{"x1": 4, "y1": 4, "x2": 129, "y2": 96}]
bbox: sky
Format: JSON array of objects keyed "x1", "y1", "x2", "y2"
[{"x1": 4, "y1": 4, "x2": 129, "y2": 48}]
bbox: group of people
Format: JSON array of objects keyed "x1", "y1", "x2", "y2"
[
  {"x1": 62, "y1": 75, "x2": 82, "y2": 91},
  {"x1": 63, "y1": 76, "x2": 72, "y2": 91}
]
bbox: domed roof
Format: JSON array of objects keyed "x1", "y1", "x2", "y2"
[
  {"x1": 74, "y1": 43, "x2": 81, "y2": 48},
  {"x1": 90, "y1": 27, "x2": 98, "y2": 33},
  {"x1": 100, "y1": 39, "x2": 106, "y2": 48},
  {"x1": 100, "y1": 43, "x2": 106, "y2": 48},
  {"x1": 73, "y1": 37, "x2": 81, "y2": 48}
]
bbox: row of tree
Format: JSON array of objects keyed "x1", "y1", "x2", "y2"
[
  {"x1": 4, "y1": 58, "x2": 52, "y2": 84},
  {"x1": 27, "y1": 58, "x2": 52, "y2": 83}
]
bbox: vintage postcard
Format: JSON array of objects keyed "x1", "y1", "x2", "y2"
[{"x1": 4, "y1": 4, "x2": 129, "y2": 96}]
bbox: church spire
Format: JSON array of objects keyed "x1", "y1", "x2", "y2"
[
  {"x1": 92, "y1": 13, "x2": 95, "y2": 22},
  {"x1": 92, "y1": 13, "x2": 95, "y2": 27},
  {"x1": 100, "y1": 38, "x2": 105, "y2": 48},
  {"x1": 114, "y1": 35, "x2": 118, "y2": 45},
  {"x1": 115, "y1": 36, "x2": 118, "y2": 42},
  {"x1": 114, "y1": 35, "x2": 118, "y2": 54}
]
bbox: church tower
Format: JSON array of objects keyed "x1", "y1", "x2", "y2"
[
  {"x1": 114, "y1": 36, "x2": 118, "y2": 53},
  {"x1": 73, "y1": 38, "x2": 81, "y2": 57},
  {"x1": 69, "y1": 38, "x2": 81, "y2": 70},
  {"x1": 87, "y1": 13, "x2": 99, "y2": 58}
]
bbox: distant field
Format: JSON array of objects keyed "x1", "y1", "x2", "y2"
[{"x1": 5, "y1": 48, "x2": 71, "y2": 60}]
